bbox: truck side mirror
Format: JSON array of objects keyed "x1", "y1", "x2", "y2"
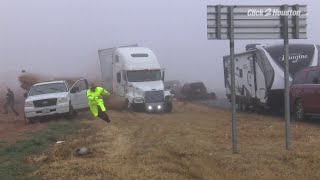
[
  {"x1": 162, "y1": 71, "x2": 165, "y2": 82},
  {"x1": 122, "y1": 71, "x2": 128, "y2": 85},
  {"x1": 24, "y1": 92, "x2": 28, "y2": 98}
]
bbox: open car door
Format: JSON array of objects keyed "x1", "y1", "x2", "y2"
[{"x1": 70, "y1": 79, "x2": 89, "y2": 110}]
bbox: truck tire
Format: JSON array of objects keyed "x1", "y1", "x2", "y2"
[
  {"x1": 295, "y1": 100, "x2": 309, "y2": 120},
  {"x1": 26, "y1": 117, "x2": 35, "y2": 124},
  {"x1": 66, "y1": 102, "x2": 76, "y2": 119},
  {"x1": 131, "y1": 103, "x2": 139, "y2": 112},
  {"x1": 125, "y1": 99, "x2": 136, "y2": 112},
  {"x1": 165, "y1": 101, "x2": 173, "y2": 113}
]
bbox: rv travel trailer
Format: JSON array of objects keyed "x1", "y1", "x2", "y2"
[
  {"x1": 98, "y1": 45, "x2": 173, "y2": 112},
  {"x1": 223, "y1": 43, "x2": 320, "y2": 112}
]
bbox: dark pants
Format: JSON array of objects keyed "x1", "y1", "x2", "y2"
[
  {"x1": 97, "y1": 106, "x2": 111, "y2": 123},
  {"x1": 3, "y1": 101, "x2": 19, "y2": 116}
]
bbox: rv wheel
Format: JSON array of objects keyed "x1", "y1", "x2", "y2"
[{"x1": 239, "y1": 102, "x2": 246, "y2": 112}]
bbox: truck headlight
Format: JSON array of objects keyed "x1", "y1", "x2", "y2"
[
  {"x1": 157, "y1": 105, "x2": 162, "y2": 110},
  {"x1": 58, "y1": 97, "x2": 68, "y2": 104},
  {"x1": 25, "y1": 101, "x2": 33, "y2": 107}
]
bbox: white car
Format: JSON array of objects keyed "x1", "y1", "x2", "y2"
[{"x1": 24, "y1": 79, "x2": 89, "y2": 123}]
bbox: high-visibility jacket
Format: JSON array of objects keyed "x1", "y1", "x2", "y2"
[{"x1": 86, "y1": 87, "x2": 110, "y2": 117}]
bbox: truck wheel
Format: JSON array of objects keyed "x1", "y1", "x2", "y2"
[
  {"x1": 26, "y1": 117, "x2": 35, "y2": 124},
  {"x1": 125, "y1": 99, "x2": 134, "y2": 112},
  {"x1": 131, "y1": 103, "x2": 139, "y2": 112},
  {"x1": 66, "y1": 102, "x2": 75, "y2": 119},
  {"x1": 165, "y1": 102, "x2": 173, "y2": 113},
  {"x1": 295, "y1": 101, "x2": 308, "y2": 120}
]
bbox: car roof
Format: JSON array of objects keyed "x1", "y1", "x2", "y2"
[{"x1": 33, "y1": 80, "x2": 66, "y2": 86}]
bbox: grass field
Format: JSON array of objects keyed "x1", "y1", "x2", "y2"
[
  {"x1": 0, "y1": 119, "x2": 85, "y2": 179},
  {"x1": 26, "y1": 102, "x2": 320, "y2": 180}
]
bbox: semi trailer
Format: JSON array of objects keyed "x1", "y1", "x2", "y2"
[
  {"x1": 223, "y1": 43, "x2": 320, "y2": 112},
  {"x1": 98, "y1": 45, "x2": 173, "y2": 112}
]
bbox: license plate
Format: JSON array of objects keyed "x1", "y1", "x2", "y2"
[{"x1": 42, "y1": 109, "x2": 50, "y2": 113}]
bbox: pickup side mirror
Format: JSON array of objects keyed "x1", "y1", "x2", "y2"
[
  {"x1": 70, "y1": 87, "x2": 80, "y2": 93},
  {"x1": 24, "y1": 92, "x2": 28, "y2": 98}
]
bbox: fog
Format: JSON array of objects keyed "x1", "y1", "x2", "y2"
[{"x1": 0, "y1": 0, "x2": 318, "y2": 98}]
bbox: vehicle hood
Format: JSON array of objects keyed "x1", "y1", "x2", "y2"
[
  {"x1": 26, "y1": 92, "x2": 69, "y2": 102},
  {"x1": 130, "y1": 81, "x2": 164, "y2": 92}
]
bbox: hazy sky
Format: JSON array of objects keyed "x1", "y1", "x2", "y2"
[{"x1": 0, "y1": 0, "x2": 318, "y2": 95}]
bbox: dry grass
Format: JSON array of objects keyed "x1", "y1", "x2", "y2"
[{"x1": 32, "y1": 102, "x2": 320, "y2": 179}]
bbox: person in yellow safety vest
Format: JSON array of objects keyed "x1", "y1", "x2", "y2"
[{"x1": 86, "y1": 85, "x2": 111, "y2": 123}]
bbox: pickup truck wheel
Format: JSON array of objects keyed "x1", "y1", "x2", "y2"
[
  {"x1": 26, "y1": 117, "x2": 35, "y2": 124},
  {"x1": 67, "y1": 103, "x2": 75, "y2": 119},
  {"x1": 295, "y1": 101, "x2": 305, "y2": 120}
]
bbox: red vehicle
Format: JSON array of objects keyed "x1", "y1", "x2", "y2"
[{"x1": 290, "y1": 66, "x2": 320, "y2": 120}]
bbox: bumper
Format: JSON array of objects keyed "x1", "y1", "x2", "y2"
[
  {"x1": 24, "y1": 103, "x2": 69, "y2": 118},
  {"x1": 145, "y1": 102, "x2": 165, "y2": 112}
]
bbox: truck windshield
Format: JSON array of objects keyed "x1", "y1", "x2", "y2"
[
  {"x1": 127, "y1": 70, "x2": 161, "y2": 82},
  {"x1": 29, "y1": 83, "x2": 68, "y2": 96}
]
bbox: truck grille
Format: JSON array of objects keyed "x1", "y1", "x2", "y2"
[
  {"x1": 33, "y1": 98, "x2": 57, "y2": 107},
  {"x1": 145, "y1": 90, "x2": 164, "y2": 103}
]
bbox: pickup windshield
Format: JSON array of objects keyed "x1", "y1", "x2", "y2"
[
  {"x1": 29, "y1": 83, "x2": 68, "y2": 96},
  {"x1": 127, "y1": 70, "x2": 161, "y2": 82}
]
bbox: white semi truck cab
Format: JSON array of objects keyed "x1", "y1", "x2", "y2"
[{"x1": 98, "y1": 46, "x2": 173, "y2": 112}]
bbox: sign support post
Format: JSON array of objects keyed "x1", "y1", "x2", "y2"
[
  {"x1": 283, "y1": 4, "x2": 291, "y2": 150},
  {"x1": 228, "y1": 6, "x2": 237, "y2": 154}
]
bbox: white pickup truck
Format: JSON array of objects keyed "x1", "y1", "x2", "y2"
[{"x1": 24, "y1": 79, "x2": 89, "y2": 123}]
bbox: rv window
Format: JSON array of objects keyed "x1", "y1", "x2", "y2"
[
  {"x1": 117, "y1": 72, "x2": 121, "y2": 83},
  {"x1": 239, "y1": 69, "x2": 243, "y2": 78},
  {"x1": 305, "y1": 70, "x2": 319, "y2": 84}
]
